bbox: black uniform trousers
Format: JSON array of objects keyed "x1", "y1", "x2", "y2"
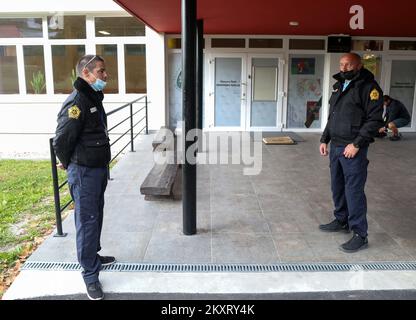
[
  {"x1": 330, "y1": 144, "x2": 369, "y2": 238},
  {"x1": 67, "y1": 163, "x2": 108, "y2": 285}
]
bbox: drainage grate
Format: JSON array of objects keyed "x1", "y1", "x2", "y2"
[{"x1": 21, "y1": 261, "x2": 416, "y2": 273}]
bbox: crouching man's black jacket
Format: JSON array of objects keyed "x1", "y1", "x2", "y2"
[
  {"x1": 53, "y1": 77, "x2": 111, "y2": 169},
  {"x1": 320, "y1": 68, "x2": 384, "y2": 148}
]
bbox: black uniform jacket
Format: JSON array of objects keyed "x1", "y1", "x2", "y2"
[
  {"x1": 385, "y1": 98, "x2": 411, "y2": 125},
  {"x1": 53, "y1": 77, "x2": 111, "y2": 169},
  {"x1": 320, "y1": 68, "x2": 384, "y2": 148}
]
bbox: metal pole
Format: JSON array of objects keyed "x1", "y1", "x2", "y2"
[
  {"x1": 196, "y1": 19, "x2": 204, "y2": 152},
  {"x1": 49, "y1": 138, "x2": 67, "y2": 237},
  {"x1": 182, "y1": 0, "x2": 197, "y2": 235},
  {"x1": 130, "y1": 103, "x2": 135, "y2": 152},
  {"x1": 145, "y1": 96, "x2": 149, "y2": 134}
]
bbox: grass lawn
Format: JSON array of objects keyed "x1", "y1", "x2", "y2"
[{"x1": 0, "y1": 159, "x2": 71, "y2": 297}]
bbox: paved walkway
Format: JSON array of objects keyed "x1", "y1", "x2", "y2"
[{"x1": 3, "y1": 132, "x2": 416, "y2": 299}]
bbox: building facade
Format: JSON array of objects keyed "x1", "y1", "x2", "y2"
[
  {"x1": 1, "y1": 0, "x2": 416, "y2": 158},
  {"x1": 0, "y1": 0, "x2": 165, "y2": 158}
]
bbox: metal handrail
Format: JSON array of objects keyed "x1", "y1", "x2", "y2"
[{"x1": 49, "y1": 95, "x2": 149, "y2": 236}]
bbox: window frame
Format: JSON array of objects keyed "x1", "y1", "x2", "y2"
[{"x1": 0, "y1": 13, "x2": 147, "y2": 100}]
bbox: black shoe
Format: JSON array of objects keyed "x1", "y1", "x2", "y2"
[
  {"x1": 98, "y1": 255, "x2": 116, "y2": 266},
  {"x1": 389, "y1": 134, "x2": 401, "y2": 141},
  {"x1": 340, "y1": 233, "x2": 368, "y2": 253},
  {"x1": 86, "y1": 281, "x2": 104, "y2": 300},
  {"x1": 319, "y1": 219, "x2": 350, "y2": 233}
]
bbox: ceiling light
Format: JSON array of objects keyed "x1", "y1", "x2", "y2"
[
  {"x1": 98, "y1": 30, "x2": 111, "y2": 35},
  {"x1": 289, "y1": 21, "x2": 299, "y2": 26}
]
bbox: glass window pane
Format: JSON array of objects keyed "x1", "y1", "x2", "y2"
[
  {"x1": 215, "y1": 57, "x2": 242, "y2": 127},
  {"x1": 352, "y1": 40, "x2": 383, "y2": 51},
  {"x1": 24, "y1": 46, "x2": 46, "y2": 94},
  {"x1": 287, "y1": 54, "x2": 325, "y2": 129},
  {"x1": 249, "y1": 39, "x2": 283, "y2": 48},
  {"x1": 125, "y1": 44, "x2": 146, "y2": 93},
  {"x1": 0, "y1": 18, "x2": 42, "y2": 38},
  {"x1": 96, "y1": 45, "x2": 118, "y2": 94},
  {"x1": 48, "y1": 15, "x2": 86, "y2": 39},
  {"x1": 167, "y1": 38, "x2": 181, "y2": 49},
  {"x1": 52, "y1": 45, "x2": 85, "y2": 94},
  {"x1": 95, "y1": 17, "x2": 145, "y2": 37},
  {"x1": 0, "y1": 46, "x2": 19, "y2": 94},
  {"x1": 168, "y1": 53, "x2": 182, "y2": 128},
  {"x1": 389, "y1": 60, "x2": 416, "y2": 126},
  {"x1": 362, "y1": 53, "x2": 382, "y2": 83},
  {"x1": 289, "y1": 39, "x2": 325, "y2": 50},
  {"x1": 211, "y1": 38, "x2": 245, "y2": 48},
  {"x1": 389, "y1": 41, "x2": 416, "y2": 51}
]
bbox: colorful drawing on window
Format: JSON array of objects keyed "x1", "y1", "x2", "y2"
[
  {"x1": 291, "y1": 58, "x2": 315, "y2": 75},
  {"x1": 304, "y1": 98, "x2": 322, "y2": 128}
]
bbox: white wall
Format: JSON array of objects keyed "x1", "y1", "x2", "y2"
[{"x1": 145, "y1": 27, "x2": 166, "y2": 130}]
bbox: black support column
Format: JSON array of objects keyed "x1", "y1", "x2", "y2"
[
  {"x1": 196, "y1": 19, "x2": 204, "y2": 133},
  {"x1": 182, "y1": 0, "x2": 197, "y2": 235}
]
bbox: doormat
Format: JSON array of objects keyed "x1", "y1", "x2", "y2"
[
  {"x1": 250, "y1": 131, "x2": 305, "y2": 142},
  {"x1": 262, "y1": 136, "x2": 296, "y2": 145}
]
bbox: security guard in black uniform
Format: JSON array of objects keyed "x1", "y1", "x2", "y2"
[
  {"x1": 319, "y1": 53, "x2": 384, "y2": 253},
  {"x1": 53, "y1": 55, "x2": 115, "y2": 300}
]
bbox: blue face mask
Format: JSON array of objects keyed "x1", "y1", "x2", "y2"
[
  {"x1": 89, "y1": 73, "x2": 107, "y2": 92},
  {"x1": 91, "y1": 78, "x2": 107, "y2": 91}
]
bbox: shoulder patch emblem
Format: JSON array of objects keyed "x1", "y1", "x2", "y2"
[
  {"x1": 370, "y1": 88, "x2": 380, "y2": 101},
  {"x1": 68, "y1": 105, "x2": 81, "y2": 119}
]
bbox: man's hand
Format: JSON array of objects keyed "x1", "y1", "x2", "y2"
[
  {"x1": 379, "y1": 127, "x2": 387, "y2": 133},
  {"x1": 343, "y1": 144, "x2": 359, "y2": 159},
  {"x1": 57, "y1": 163, "x2": 65, "y2": 170},
  {"x1": 319, "y1": 143, "x2": 328, "y2": 156}
]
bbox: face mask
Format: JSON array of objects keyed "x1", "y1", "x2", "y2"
[
  {"x1": 340, "y1": 70, "x2": 357, "y2": 81},
  {"x1": 89, "y1": 73, "x2": 107, "y2": 91}
]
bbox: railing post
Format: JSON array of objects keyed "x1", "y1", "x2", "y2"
[
  {"x1": 145, "y1": 96, "x2": 149, "y2": 135},
  {"x1": 49, "y1": 138, "x2": 67, "y2": 237},
  {"x1": 130, "y1": 103, "x2": 135, "y2": 152}
]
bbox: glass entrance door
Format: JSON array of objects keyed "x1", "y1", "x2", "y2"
[
  {"x1": 210, "y1": 54, "x2": 246, "y2": 130},
  {"x1": 207, "y1": 53, "x2": 283, "y2": 131},
  {"x1": 246, "y1": 55, "x2": 283, "y2": 130},
  {"x1": 387, "y1": 59, "x2": 416, "y2": 130}
]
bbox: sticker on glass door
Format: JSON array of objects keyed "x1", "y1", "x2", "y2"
[{"x1": 214, "y1": 57, "x2": 242, "y2": 127}]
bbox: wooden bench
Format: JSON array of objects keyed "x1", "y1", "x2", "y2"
[{"x1": 140, "y1": 127, "x2": 180, "y2": 199}]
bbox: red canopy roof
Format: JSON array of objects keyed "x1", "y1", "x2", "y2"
[{"x1": 114, "y1": 0, "x2": 416, "y2": 37}]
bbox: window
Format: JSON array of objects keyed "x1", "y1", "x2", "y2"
[
  {"x1": 249, "y1": 39, "x2": 283, "y2": 49},
  {"x1": 125, "y1": 44, "x2": 146, "y2": 93},
  {"x1": 167, "y1": 38, "x2": 181, "y2": 49},
  {"x1": 389, "y1": 41, "x2": 416, "y2": 51},
  {"x1": 96, "y1": 44, "x2": 118, "y2": 93},
  {"x1": 95, "y1": 17, "x2": 145, "y2": 37},
  {"x1": 48, "y1": 15, "x2": 86, "y2": 39},
  {"x1": 52, "y1": 45, "x2": 85, "y2": 94},
  {"x1": 211, "y1": 38, "x2": 245, "y2": 48},
  {"x1": 0, "y1": 18, "x2": 42, "y2": 38},
  {"x1": 289, "y1": 39, "x2": 325, "y2": 50},
  {"x1": 389, "y1": 60, "x2": 416, "y2": 126},
  {"x1": 0, "y1": 46, "x2": 19, "y2": 94},
  {"x1": 287, "y1": 54, "x2": 325, "y2": 129},
  {"x1": 352, "y1": 40, "x2": 383, "y2": 51},
  {"x1": 24, "y1": 46, "x2": 46, "y2": 94},
  {"x1": 362, "y1": 53, "x2": 382, "y2": 83}
]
